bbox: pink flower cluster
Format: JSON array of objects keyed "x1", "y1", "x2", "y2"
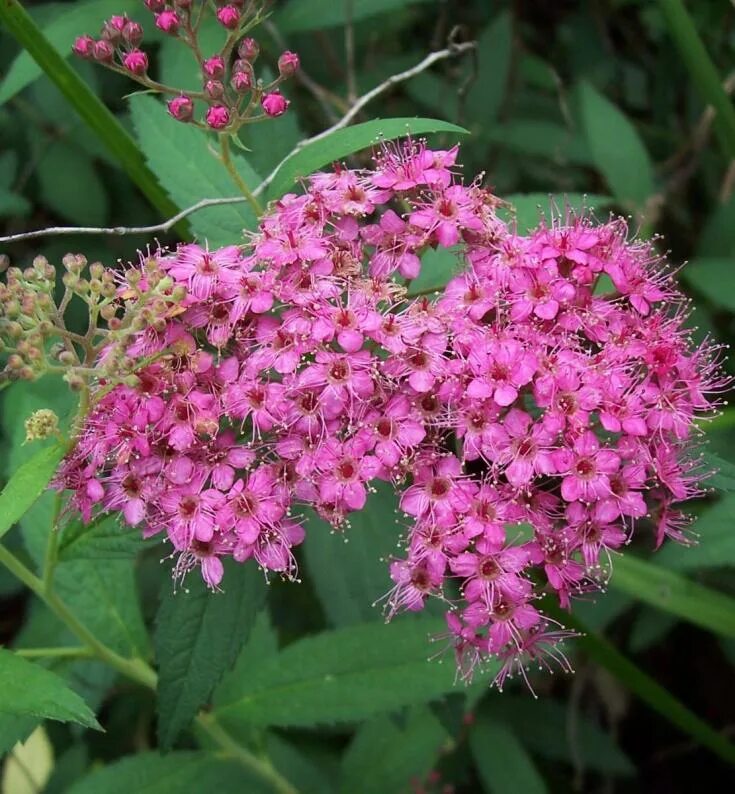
[{"x1": 55, "y1": 142, "x2": 726, "y2": 686}]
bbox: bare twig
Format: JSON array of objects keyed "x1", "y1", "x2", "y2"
[
  {"x1": 0, "y1": 197, "x2": 249, "y2": 245},
  {"x1": 252, "y1": 39, "x2": 476, "y2": 199}
]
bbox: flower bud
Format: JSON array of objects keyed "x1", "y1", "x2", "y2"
[
  {"x1": 167, "y1": 94, "x2": 194, "y2": 122},
  {"x1": 89, "y1": 262, "x2": 105, "y2": 279},
  {"x1": 230, "y1": 68, "x2": 252, "y2": 93},
  {"x1": 261, "y1": 91, "x2": 289, "y2": 117},
  {"x1": 237, "y1": 36, "x2": 259, "y2": 60},
  {"x1": 24, "y1": 409, "x2": 59, "y2": 443},
  {"x1": 278, "y1": 50, "x2": 300, "y2": 77},
  {"x1": 204, "y1": 80, "x2": 225, "y2": 100},
  {"x1": 72, "y1": 35, "x2": 96, "y2": 59},
  {"x1": 144, "y1": 0, "x2": 166, "y2": 11},
  {"x1": 92, "y1": 39, "x2": 115, "y2": 63},
  {"x1": 203, "y1": 55, "x2": 225, "y2": 80},
  {"x1": 101, "y1": 15, "x2": 127, "y2": 43},
  {"x1": 123, "y1": 49, "x2": 149, "y2": 75},
  {"x1": 0, "y1": 255, "x2": 9, "y2": 273},
  {"x1": 216, "y1": 5, "x2": 240, "y2": 29},
  {"x1": 122, "y1": 21, "x2": 144, "y2": 46},
  {"x1": 155, "y1": 10, "x2": 180, "y2": 35},
  {"x1": 206, "y1": 105, "x2": 230, "y2": 129}
]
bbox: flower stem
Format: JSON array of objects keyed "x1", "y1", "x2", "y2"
[
  {"x1": 41, "y1": 492, "x2": 63, "y2": 592},
  {"x1": 16, "y1": 646, "x2": 93, "y2": 659},
  {"x1": 218, "y1": 135, "x2": 263, "y2": 217}
]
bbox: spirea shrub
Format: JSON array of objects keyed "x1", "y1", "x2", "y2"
[{"x1": 40, "y1": 140, "x2": 727, "y2": 687}]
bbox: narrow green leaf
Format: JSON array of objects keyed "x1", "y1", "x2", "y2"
[
  {"x1": 576, "y1": 81, "x2": 655, "y2": 209},
  {"x1": 0, "y1": 649, "x2": 100, "y2": 730},
  {"x1": 680, "y1": 258, "x2": 735, "y2": 312},
  {"x1": 544, "y1": 603, "x2": 735, "y2": 765},
  {"x1": 275, "y1": 0, "x2": 435, "y2": 32},
  {"x1": 266, "y1": 118, "x2": 469, "y2": 201},
  {"x1": 0, "y1": 443, "x2": 64, "y2": 542},
  {"x1": 341, "y1": 706, "x2": 449, "y2": 794},
  {"x1": 67, "y1": 751, "x2": 270, "y2": 794},
  {"x1": 0, "y1": 0, "x2": 184, "y2": 228},
  {"x1": 214, "y1": 617, "x2": 467, "y2": 729},
  {"x1": 610, "y1": 554, "x2": 735, "y2": 638},
  {"x1": 155, "y1": 562, "x2": 266, "y2": 749},
  {"x1": 499, "y1": 193, "x2": 615, "y2": 234},
  {"x1": 129, "y1": 94, "x2": 260, "y2": 245},
  {"x1": 58, "y1": 515, "x2": 149, "y2": 561},
  {"x1": 465, "y1": 12, "x2": 514, "y2": 129},
  {"x1": 470, "y1": 711, "x2": 548, "y2": 794}
]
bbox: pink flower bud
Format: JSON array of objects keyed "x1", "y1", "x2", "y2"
[
  {"x1": 237, "y1": 36, "x2": 259, "y2": 60},
  {"x1": 168, "y1": 94, "x2": 194, "y2": 122},
  {"x1": 204, "y1": 80, "x2": 225, "y2": 100},
  {"x1": 155, "y1": 10, "x2": 180, "y2": 35},
  {"x1": 206, "y1": 105, "x2": 230, "y2": 129},
  {"x1": 261, "y1": 91, "x2": 289, "y2": 117},
  {"x1": 230, "y1": 68, "x2": 252, "y2": 93},
  {"x1": 72, "y1": 35, "x2": 95, "y2": 59},
  {"x1": 101, "y1": 15, "x2": 126, "y2": 43},
  {"x1": 122, "y1": 21, "x2": 144, "y2": 46},
  {"x1": 92, "y1": 39, "x2": 115, "y2": 63},
  {"x1": 203, "y1": 55, "x2": 225, "y2": 80},
  {"x1": 123, "y1": 49, "x2": 149, "y2": 75},
  {"x1": 144, "y1": 0, "x2": 166, "y2": 11},
  {"x1": 216, "y1": 5, "x2": 240, "y2": 29},
  {"x1": 278, "y1": 50, "x2": 300, "y2": 77}
]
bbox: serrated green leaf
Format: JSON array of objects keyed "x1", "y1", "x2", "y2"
[
  {"x1": 465, "y1": 12, "x2": 513, "y2": 129},
  {"x1": 214, "y1": 616, "x2": 467, "y2": 729},
  {"x1": 0, "y1": 649, "x2": 100, "y2": 730},
  {"x1": 470, "y1": 711, "x2": 548, "y2": 794},
  {"x1": 266, "y1": 118, "x2": 469, "y2": 201},
  {"x1": 275, "y1": 0, "x2": 435, "y2": 32},
  {"x1": 129, "y1": 94, "x2": 260, "y2": 245},
  {"x1": 576, "y1": 81, "x2": 655, "y2": 209},
  {"x1": 0, "y1": 443, "x2": 64, "y2": 542},
  {"x1": 0, "y1": 714, "x2": 38, "y2": 756},
  {"x1": 302, "y1": 481, "x2": 400, "y2": 626},
  {"x1": 67, "y1": 751, "x2": 270, "y2": 794},
  {"x1": 499, "y1": 193, "x2": 615, "y2": 234},
  {"x1": 155, "y1": 562, "x2": 266, "y2": 749},
  {"x1": 680, "y1": 258, "x2": 735, "y2": 312},
  {"x1": 340, "y1": 706, "x2": 448, "y2": 794},
  {"x1": 610, "y1": 554, "x2": 735, "y2": 638},
  {"x1": 58, "y1": 515, "x2": 148, "y2": 561}
]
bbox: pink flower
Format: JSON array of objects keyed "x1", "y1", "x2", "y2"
[
  {"x1": 216, "y1": 5, "x2": 240, "y2": 29},
  {"x1": 155, "y1": 10, "x2": 180, "y2": 35},
  {"x1": 206, "y1": 105, "x2": 230, "y2": 129},
  {"x1": 122, "y1": 49, "x2": 148, "y2": 75},
  {"x1": 168, "y1": 94, "x2": 193, "y2": 122},
  {"x1": 261, "y1": 91, "x2": 289, "y2": 117},
  {"x1": 554, "y1": 432, "x2": 620, "y2": 503}
]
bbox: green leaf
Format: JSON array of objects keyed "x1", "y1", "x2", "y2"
[
  {"x1": 0, "y1": 0, "x2": 138, "y2": 104},
  {"x1": 267, "y1": 733, "x2": 338, "y2": 794},
  {"x1": 482, "y1": 120, "x2": 592, "y2": 165},
  {"x1": 214, "y1": 616, "x2": 466, "y2": 729},
  {"x1": 469, "y1": 711, "x2": 548, "y2": 794},
  {"x1": 499, "y1": 193, "x2": 615, "y2": 234},
  {"x1": 702, "y1": 451, "x2": 735, "y2": 492},
  {"x1": 36, "y1": 139, "x2": 109, "y2": 225},
  {"x1": 155, "y1": 562, "x2": 267, "y2": 749},
  {"x1": 465, "y1": 13, "x2": 514, "y2": 129},
  {"x1": 67, "y1": 751, "x2": 270, "y2": 794},
  {"x1": 0, "y1": 649, "x2": 100, "y2": 730},
  {"x1": 0, "y1": 0, "x2": 183, "y2": 228},
  {"x1": 275, "y1": 0, "x2": 435, "y2": 32},
  {"x1": 680, "y1": 258, "x2": 735, "y2": 312},
  {"x1": 483, "y1": 695, "x2": 635, "y2": 776},
  {"x1": 407, "y1": 247, "x2": 461, "y2": 296},
  {"x1": 58, "y1": 515, "x2": 148, "y2": 561},
  {"x1": 129, "y1": 94, "x2": 260, "y2": 245},
  {"x1": 0, "y1": 187, "x2": 31, "y2": 218},
  {"x1": 610, "y1": 554, "x2": 735, "y2": 638},
  {"x1": 340, "y1": 706, "x2": 448, "y2": 794},
  {"x1": 302, "y1": 481, "x2": 400, "y2": 626},
  {"x1": 0, "y1": 444, "x2": 64, "y2": 543},
  {"x1": 265, "y1": 118, "x2": 469, "y2": 201},
  {"x1": 628, "y1": 606, "x2": 677, "y2": 652},
  {"x1": 0, "y1": 714, "x2": 38, "y2": 755},
  {"x1": 576, "y1": 81, "x2": 655, "y2": 209}
]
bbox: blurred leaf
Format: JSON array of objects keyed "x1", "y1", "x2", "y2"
[
  {"x1": 275, "y1": 0, "x2": 435, "y2": 32},
  {"x1": 129, "y1": 94, "x2": 260, "y2": 245},
  {"x1": 702, "y1": 451, "x2": 735, "y2": 492},
  {"x1": 610, "y1": 554, "x2": 735, "y2": 637},
  {"x1": 407, "y1": 247, "x2": 461, "y2": 296},
  {"x1": 698, "y1": 193, "x2": 735, "y2": 257},
  {"x1": 628, "y1": 606, "x2": 677, "y2": 652},
  {"x1": 465, "y1": 12, "x2": 513, "y2": 129},
  {"x1": 483, "y1": 121, "x2": 592, "y2": 165},
  {"x1": 0, "y1": 443, "x2": 64, "y2": 542},
  {"x1": 576, "y1": 81, "x2": 655, "y2": 209},
  {"x1": 0, "y1": 187, "x2": 31, "y2": 218},
  {"x1": 303, "y1": 481, "x2": 399, "y2": 626},
  {"x1": 265, "y1": 118, "x2": 469, "y2": 201},
  {"x1": 0, "y1": 715, "x2": 38, "y2": 755},
  {"x1": 214, "y1": 617, "x2": 465, "y2": 729},
  {"x1": 155, "y1": 562, "x2": 267, "y2": 749},
  {"x1": 0, "y1": 649, "x2": 100, "y2": 730},
  {"x1": 0, "y1": 0, "x2": 138, "y2": 104},
  {"x1": 58, "y1": 515, "x2": 149, "y2": 561},
  {"x1": 67, "y1": 752, "x2": 269, "y2": 794},
  {"x1": 484, "y1": 695, "x2": 635, "y2": 776},
  {"x1": 340, "y1": 706, "x2": 448, "y2": 794},
  {"x1": 470, "y1": 711, "x2": 548, "y2": 794},
  {"x1": 680, "y1": 258, "x2": 735, "y2": 312},
  {"x1": 267, "y1": 733, "x2": 337, "y2": 794},
  {"x1": 499, "y1": 193, "x2": 615, "y2": 233},
  {"x1": 1, "y1": 725, "x2": 54, "y2": 794},
  {"x1": 404, "y1": 71, "x2": 462, "y2": 120}
]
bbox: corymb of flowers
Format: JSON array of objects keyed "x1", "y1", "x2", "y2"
[{"x1": 0, "y1": 0, "x2": 728, "y2": 693}]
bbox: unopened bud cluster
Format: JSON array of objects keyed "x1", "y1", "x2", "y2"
[{"x1": 73, "y1": 1, "x2": 296, "y2": 132}]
